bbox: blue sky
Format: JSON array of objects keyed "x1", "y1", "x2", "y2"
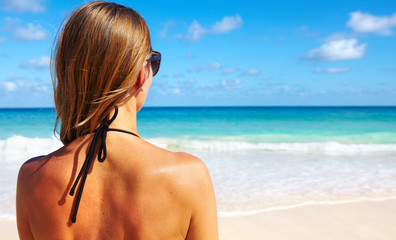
[{"x1": 0, "y1": 0, "x2": 395, "y2": 107}]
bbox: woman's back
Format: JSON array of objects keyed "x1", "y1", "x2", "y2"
[
  {"x1": 16, "y1": 1, "x2": 217, "y2": 239},
  {"x1": 17, "y1": 131, "x2": 217, "y2": 239}
]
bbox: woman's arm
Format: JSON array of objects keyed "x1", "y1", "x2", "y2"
[
  {"x1": 16, "y1": 162, "x2": 35, "y2": 240},
  {"x1": 184, "y1": 155, "x2": 218, "y2": 240}
]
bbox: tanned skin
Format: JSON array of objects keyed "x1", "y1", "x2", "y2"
[{"x1": 16, "y1": 65, "x2": 218, "y2": 240}]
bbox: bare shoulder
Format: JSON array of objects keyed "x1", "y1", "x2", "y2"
[
  {"x1": 141, "y1": 141, "x2": 213, "y2": 197},
  {"x1": 168, "y1": 151, "x2": 215, "y2": 206},
  {"x1": 122, "y1": 138, "x2": 214, "y2": 199},
  {"x1": 173, "y1": 152, "x2": 212, "y2": 184},
  {"x1": 142, "y1": 140, "x2": 210, "y2": 181},
  {"x1": 17, "y1": 149, "x2": 66, "y2": 198},
  {"x1": 171, "y1": 153, "x2": 218, "y2": 239},
  {"x1": 17, "y1": 155, "x2": 47, "y2": 189},
  {"x1": 16, "y1": 155, "x2": 50, "y2": 240}
]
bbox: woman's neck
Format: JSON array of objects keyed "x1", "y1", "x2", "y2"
[{"x1": 108, "y1": 97, "x2": 140, "y2": 137}]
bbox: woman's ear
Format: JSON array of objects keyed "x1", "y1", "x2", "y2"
[{"x1": 136, "y1": 62, "x2": 148, "y2": 90}]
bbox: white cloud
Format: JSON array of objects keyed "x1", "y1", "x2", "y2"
[
  {"x1": 182, "y1": 20, "x2": 208, "y2": 41},
  {"x1": 221, "y1": 78, "x2": 243, "y2": 91},
  {"x1": 172, "y1": 88, "x2": 181, "y2": 95},
  {"x1": 188, "y1": 62, "x2": 222, "y2": 72},
  {"x1": 188, "y1": 65, "x2": 201, "y2": 72},
  {"x1": 242, "y1": 68, "x2": 260, "y2": 76},
  {"x1": 13, "y1": 23, "x2": 48, "y2": 41},
  {"x1": 151, "y1": 79, "x2": 195, "y2": 97},
  {"x1": 295, "y1": 26, "x2": 319, "y2": 38},
  {"x1": 305, "y1": 39, "x2": 366, "y2": 61},
  {"x1": 1, "y1": 81, "x2": 17, "y2": 92},
  {"x1": 281, "y1": 86, "x2": 290, "y2": 92},
  {"x1": 222, "y1": 67, "x2": 239, "y2": 75},
  {"x1": 20, "y1": 56, "x2": 50, "y2": 69},
  {"x1": 342, "y1": 81, "x2": 351, "y2": 86},
  {"x1": 0, "y1": 76, "x2": 49, "y2": 93},
  {"x1": 315, "y1": 67, "x2": 351, "y2": 74},
  {"x1": 204, "y1": 62, "x2": 221, "y2": 71},
  {"x1": 172, "y1": 73, "x2": 184, "y2": 78},
  {"x1": 179, "y1": 15, "x2": 243, "y2": 41},
  {"x1": 2, "y1": 19, "x2": 48, "y2": 41},
  {"x1": 347, "y1": 11, "x2": 396, "y2": 36},
  {"x1": 159, "y1": 20, "x2": 176, "y2": 38},
  {"x1": 266, "y1": 81, "x2": 279, "y2": 87},
  {"x1": 1, "y1": 0, "x2": 45, "y2": 13},
  {"x1": 257, "y1": 76, "x2": 269, "y2": 81},
  {"x1": 186, "y1": 52, "x2": 194, "y2": 58},
  {"x1": 211, "y1": 15, "x2": 243, "y2": 34},
  {"x1": 2, "y1": 17, "x2": 22, "y2": 31},
  {"x1": 322, "y1": 32, "x2": 356, "y2": 42}
]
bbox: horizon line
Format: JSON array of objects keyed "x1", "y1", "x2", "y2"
[{"x1": 1, "y1": 105, "x2": 396, "y2": 109}]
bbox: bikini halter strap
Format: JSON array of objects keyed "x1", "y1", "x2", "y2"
[{"x1": 68, "y1": 106, "x2": 137, "y2": 223}]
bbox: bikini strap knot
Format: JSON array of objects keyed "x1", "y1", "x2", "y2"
[
  {"x1": 69, "y1": 106, "x2": 119, "y2": 223},
  {"x1": 95, "y1": 107, "x2": 117, "y2": 162}
]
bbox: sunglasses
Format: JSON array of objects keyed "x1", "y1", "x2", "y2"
[{"x1": 147, "y1": 51, "x2": 161, "y2": 77}]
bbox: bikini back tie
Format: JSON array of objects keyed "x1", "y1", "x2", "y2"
[{"x1": 69, "y1": 106, "x2": 139, "y2": 223}]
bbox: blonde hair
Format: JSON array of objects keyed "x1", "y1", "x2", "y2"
[{"x1": 52, "y1": 1, "x2": 151, "y2": 145}]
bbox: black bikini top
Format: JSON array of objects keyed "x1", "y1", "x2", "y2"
[{"x1": 69, "y1": 106, "x2": 139, "y2": 223}]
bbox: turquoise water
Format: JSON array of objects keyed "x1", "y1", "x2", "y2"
[
  {"x1": 1, "y1": 106, "x2": 396, "y2": 143},
  {"x1": 0, "y1": 108, "x2": 56, "y2": 139},
  {"x1": 138, "y1": 107, "x2": 396, "y2": 144},
  {"x1": 1, "y1": 107, "x2": 396, "y2": 219}
]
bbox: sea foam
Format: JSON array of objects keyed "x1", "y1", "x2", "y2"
[
  {"x1": 0, "y1": 136, "x2": 62, "y2": 159},
  {"x1": 1, "y1": 136, "x2": 396, "y2": 159},
  {"x1": 148, "y1": 138, "x2": 396, "y2": 154},
  {"x1": 1, "y1": 135, "x2": 396, "y2": 219}
]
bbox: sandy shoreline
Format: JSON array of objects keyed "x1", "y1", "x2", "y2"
[
  {"x1": 219, "y1": 199, "x2": 396, "y2": 240},
  {"x1": 0, "y1": 218, "x2": 18, "y2": 240},
  {"x1": 2, "y1": 199, "x2": 396, "y2": 240}
]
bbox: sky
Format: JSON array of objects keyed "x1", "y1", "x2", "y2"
[{"x1": 0, "y1": 0, "x2": 395, "y2": 107}]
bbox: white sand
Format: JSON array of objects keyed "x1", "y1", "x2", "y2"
[
  {"x1": 2, "y1": 199, "x2": 396, "y2": 240},
  {"x1": 218, "y1": 199, "x2": 396, "y2": 240},
  {"x1": 0, "y1": 218, "x2": 18, "y2": 240}
]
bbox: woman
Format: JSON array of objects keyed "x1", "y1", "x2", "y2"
[{"x1": 16, "y1": 1, "x2": 218, "y2": 239}]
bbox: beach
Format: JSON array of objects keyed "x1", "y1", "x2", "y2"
[
  {"x1": 2, "y1": 199, "x2": 396, "y2": 239},
  {"x1": 218, "y1": 199, "x2": 396, "y2": 240},
  {"x1": 1, "y1": 107, "x2": 396, "y2": 239}
]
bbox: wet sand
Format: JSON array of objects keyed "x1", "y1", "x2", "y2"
[
  {"x1": 2, "y1": 199, "x2": 396, "y2": 240},
  {"x1": 218, "y1": 199, "x2": 396, "y2": 240}
]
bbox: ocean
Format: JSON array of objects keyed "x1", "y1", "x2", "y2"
[{"x1": 1, "y1": 106, "x2": 396, "y2": 219}]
